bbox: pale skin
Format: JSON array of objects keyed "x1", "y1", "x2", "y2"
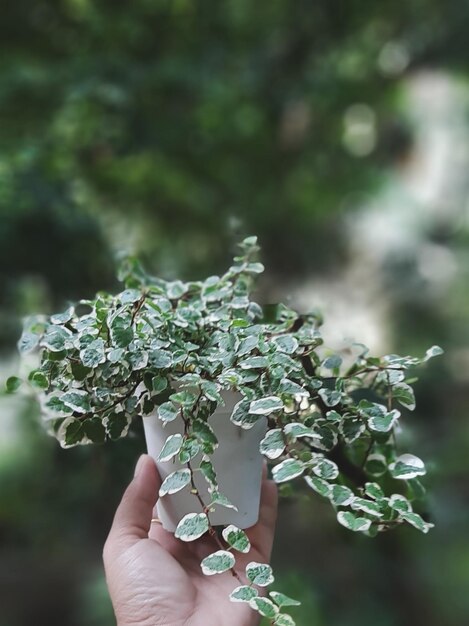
[{"x1": 103, "y1": 454, "x2": 278, "y2": 626}]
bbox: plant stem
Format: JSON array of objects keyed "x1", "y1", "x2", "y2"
[{"x1": 181, "y1": 406, "x2": 243, "y2": 584}]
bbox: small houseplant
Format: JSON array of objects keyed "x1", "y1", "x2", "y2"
[{"x1": 10, "y1": 237, "x2": 442, "y2": 625}]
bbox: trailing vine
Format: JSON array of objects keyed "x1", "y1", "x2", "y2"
[{"x1": 8, "y1": 236, "x2": 442, "y2": 625}]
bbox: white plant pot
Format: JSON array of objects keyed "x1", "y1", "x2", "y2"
[{"x1": 142, "y1": 390, "x2": 267, "y2": 532}]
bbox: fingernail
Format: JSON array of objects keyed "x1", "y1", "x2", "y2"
[{"x1": 134, "y1": 454, "x2": 147, "y2": 478}]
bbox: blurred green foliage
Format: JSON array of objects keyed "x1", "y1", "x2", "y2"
[
  {"x1": 0, "y1": 0, "x2": 419, "y2": 280},
  {"x1": 1, "y1": 1, "x2": 469, "y2": 625}
]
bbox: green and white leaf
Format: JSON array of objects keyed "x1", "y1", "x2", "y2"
[
  {"x1": 249, "y1": 396, "x2": 283, "y2": 415},
  {"x1": 108, "y1": 348, "x2": 125, "y2": 363},
  {"x1": 210, "y1": 491, "x2": 238, "y2": 511},
  {"x1": 28, "y1": 370, "x2": 49, "y2": 390},
  {"x1": 50, "y1": 307, "x2": 74, "y2": 325},
  {"x1": 326, "y1": 410, "x2": 342, "y2": 423},
  {"x1": 272, "y1": 459, "x2": 304, "y2": 483},
  {"x1": 175, "y1": 513, "x2": 209, "y2": 542},
  {"x1": 18, "y1": 331, "x2": 40, "y2": 354},
  {"x1": 424, "y1": 345, "x2": 444, "y2": 361},
  {"x1": 150, "y1": 349, "x2": 173, "y2": 368},
  {"x1": 269, "y1": 591, "x2": 301, "y2": 607},
  {"x1": 337, "y1": 511, "x2": 372, "y2": 532},
  {"x1": 365, "y1": 453, "x2": 388, "y2": 477},
  {"x1": 60, "y1": 418, "x2": 87, "y2": 447},
  {"x1": 152, "y1": 375, "x2": 168, "y2": 394},
  {"x1": 378, "y1": 369, "x2": 405, "y2": 385},
  {"x1": 44, "y1": 394, "x2": 72, "y2": 416},
  {"x1": 304, "y1": 475, "x2": 331, "y2": 498},
  {"x1": 170, "y1": 391, "x2": 198, "y2": 408},
  {"x1": 389, "y1": 494, "x2": 412, "y2": 513},
  {"x1": 110, "y1": 315, "x2": 134, "y2": 348},
  {"x1": 128, "y1": 349, "x2": 149, "y2": 370},
  {"x1": 246, "y1": 562, "x2": 275, "y2": 587},
  {"x1": 178, "y1": 438, "x2": 201, "y2": 463},
  {"x1": 389, "y1": 454, "x2": 426, "y2": 480},
  {"x1": 249, "y1": 597, "x2": 279, "y2": 619},
  {"x1": 200, "y1": 550, "x2": 235, "y2": 575},
  {"x1": 351, "y1": 497, "x2": 382, "y2": 518},
  {"x1": 5, "y1": 376, "x2": 22, "y2": 393},
  {"x1": 359, "y1": 401, "x2": 400, "y2": 433},
  {"x1": 158, "y1": 401, "x2": 179, "y2": 423},
  {"x1": 159, "y1": 469, "x2": 191, "y2": 496},
  {"x1": 201, "y1": 380, "x2": 224, "y2": 403},
  {"x1": 364, "y1": 482, "x2": 385, "y2": 501},
  {"x1": 61, "y1": 390, "x2": 91, "y2": 414},
  {"x1": 230, "y1": 586, "x2": 258, "y2": 603},
  {"x1": 192, "y1": 420, "x2": 218, "y2": 452},
  {"x1": 237, "y1": 335, "x2": 259, "y2": 356},
  {"x1": 318, "y1": 388, "x2": 342, "y2": 407},
  {"x1": 240, "y1": 356, "x2": 269, "y2": 369},
  {"x1": 323, "y1": 355, "x2": 343, "y2": 370},
  {"x1": 222, "y1": 525, "x2": 250, "y2": 553},
  {"x1": 340, "y1": 417, "x2": 366, "y2": 443},
  {"x1": 157, "y1": 434, "x2": 184, "y2": 462},
  {"x1": 368, "y1": 408, "x2": 400, "y2": 433},
  {"x1": 105, "y1": 412, "x2": 131, "y2": 440},
  {"x1": 392, "y1": 383, "x2": 416, "y2": 411},
  {"x1": 312, "y1": 458, "x2": 339, "y2": 481},
  {"x1": 80, "y1": 338, "x2": 106, "y2": 368},
  {"x1": 278, "y1": 378, "x2": 309, "y2": 396},
  {"x1": 308, "y1": 424, "x2": 337, "y2": 451},
  {"x1": 42, "y1": 326, "x2": 72, "y2": 352},
  {"x1": 284, "y1": 422, "x2": 320, "y2": 440},
  {"x1": 230, "y1": 400, "x2": 262, "y2": 429},
  {"x1": 246, "y1": 262, "x2": 265, "y2": 274},
  {"x1": 119, "y1": 288, "x2": 141, "y2": 304},
  {"x1": 260, "y1": 429, "x2": 285, "y2": 459},
  {"x1": 330, "y1": 484, "x2": 355, "y2": 507},
  {"x1": 200, "y1": 459, "x2": 218, "y2": 487},
  {"x1": 167, "y1": 280, "x2": 188, "y2": 299},
  {"x1": 400, "y1": 511, "x2": 434, "y2": 533},
  {"x1": 272, "y1": 335, "x2": 299, "y2": 354}
]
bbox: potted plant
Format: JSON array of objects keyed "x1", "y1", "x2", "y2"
[{"x1": 9, "y1": 236, "x2": 442, "y2": 625}]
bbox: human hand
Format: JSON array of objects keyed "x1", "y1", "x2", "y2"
[{"x1": 103, "y1": 454, "x2": 278, "y2": 626}]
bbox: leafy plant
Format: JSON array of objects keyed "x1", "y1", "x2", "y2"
[{"x1": 10, "y1": 237, "x2": 442, "y2": 625}]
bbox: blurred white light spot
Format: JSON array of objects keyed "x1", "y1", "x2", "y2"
[
  {"x1": 285, "y1": 275, "x2": 390, "y2": 356},
  {"x1": 378, "y1": 42, "x2": 410, "y2": 77},
  {"x1": 343, "y1": 104, "x2": 377, "y2": 157},
  {"x1": 417, "y1": 243, "x2": 457, "y2": 284}
]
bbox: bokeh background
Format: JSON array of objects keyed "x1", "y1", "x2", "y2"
[{"x1": 1, "y1": 2, "x2": 469, "y2": 625}]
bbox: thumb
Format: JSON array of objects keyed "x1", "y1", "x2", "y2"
[{"x1": 107, "y1": 454, "x2": 161, "y2": 548}]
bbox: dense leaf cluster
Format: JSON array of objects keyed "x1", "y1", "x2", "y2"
[{"x1": 14, "y1": 237, "x2": 441, "y2": 625}]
